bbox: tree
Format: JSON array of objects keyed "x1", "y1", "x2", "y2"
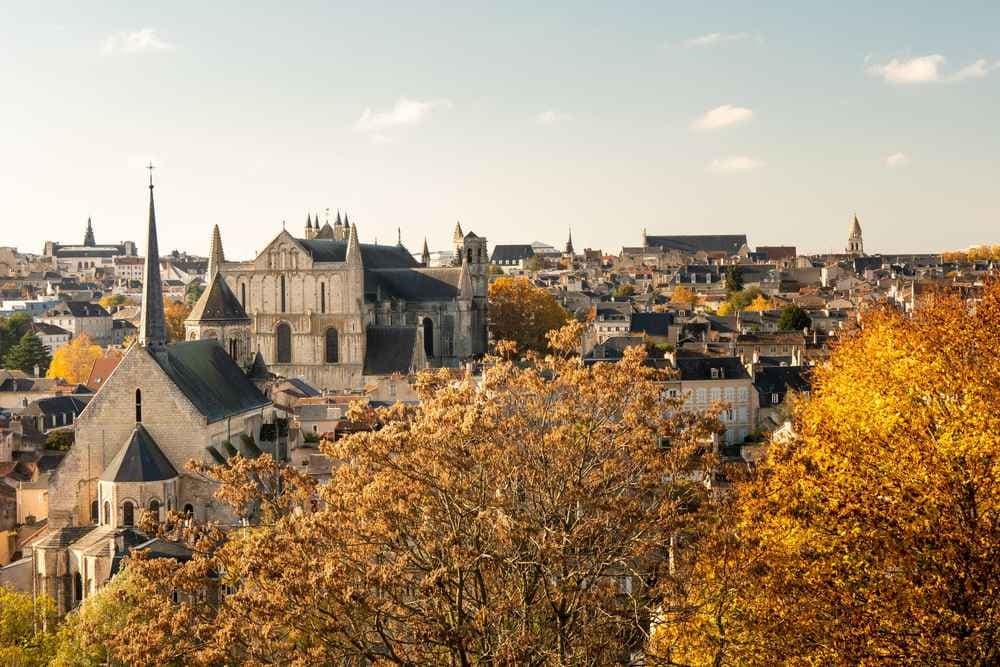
[
  {"x1": 523, "y1": 255, "x2": 544, "y2": 272},
  {"x1": 0, "y1": 311, "x2": 33, "y2": 361},
  {"x1": 163, "y1": 298, "x2": 191, "y2": 343},
  {"x1": 3, "y1": 331, "x2": 51, "y2": 375},
  {"x1": 90, "y1": 323, "x2": 721, "y2": 664},
  {"x1": 46, "y1": 430, "x2": 75, "y2": 452},
  {"x1": 0, "y1": 588, "x2": 56, "y2": 666},
  {"x1": 745, "y1": 294, "x2": 772, "y2": 312},
  {"x1": 726, "y1": 286, "x2": 762, "y2": 312},
  {"x1": 46, "y1": 333, "x2": 102, "y2": 384},
  {"x1": 671, "y1": 286, "x2": 699, "y2": 309},
  {"x1": 716, "y1": 301, "x2": 735, "y2": 316},
  {"x1": 724, "y1": 266, "x2": 744, "y2": 293},
  {"x1": 185, "y1": 282, "x2": 205, "y2": 306},
  {"x1": 777, "y1": 304, "x2": 811, "y2": 331},
  {"x1": 613, "y1": 283, "x2": 636, "y2": 299},
  {"x1": 654, "y1": 284, "x2": 1000, "y2": 665},
  {"x1": 98, "y1": 294, "x2": 127, "y2": 310},
  {"x1": 51, "y1": 571, "x2": 137, "y2": 666},
  {"x1": 487, "y1": 276, "x2": 570, "y2": 352}
]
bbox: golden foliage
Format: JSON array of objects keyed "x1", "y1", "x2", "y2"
[
  {"x1": 46, "y1": 333, "x2": 102, "y2": 384},
  {"x1": 716, "y1": 301, "x2": 735, "y2": 316},
  {"x1": 652, "y1": 283, "x2": 1000, "y2": 665},
  {"x1": 487, "y1": 276, "x2": 570, "y2": 352},
  {"x1": 671, "y1": 285, "x2": 699, "y2": 308},
  {"x1": 163, "y1": 298, "x2": 190, "y2": 343},
  {"x1": 744, "y1": 294, "x2": 771, "y2": 312},
  {"x1": 98, "y1": 324, "x2": 721, "y2": 664}
]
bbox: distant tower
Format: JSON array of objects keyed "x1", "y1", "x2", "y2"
[
  {"x1": 138, "y1": 165, "x2": 167, "y2": 349},
  {"x1": 304, "y1": 213, "x2": 315, "y2": 240},
  {"x1": 421, "y1": 238, "x2": 431, "y2": 267},
  {"x1": 846, "y1": 214, "x2": 864, "y2": 256},
  {"x1": 84, "y1": 217, "x2": 96, "y2": 247},
  {"x1": 565, "y1": 228, "x2": 574, "y2": 256}
]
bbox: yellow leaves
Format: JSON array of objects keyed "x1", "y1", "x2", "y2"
[
  {"x1": 46, "y1": 332, "x2": 102, "y2": 384},
  {"x1": 745, "y1": 294, "x2": 772, "y2": 312},
  {"x1": 488, "y1": 276, "x2": 570, "y2": 352},
  {"x1": 163, "y1": 298, "x2": 190, "y2": 342}
]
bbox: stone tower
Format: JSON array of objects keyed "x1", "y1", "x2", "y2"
[
  {"x1": 846, "y1": 214, "x2": 864, "y2": 256},
  {"x1": 83, "y1": 217, "x2": 95, "y2": 247}
]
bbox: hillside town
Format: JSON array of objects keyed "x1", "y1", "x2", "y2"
[{"x1": 2, "y1": 167, "x2": 997, "y2": 607}]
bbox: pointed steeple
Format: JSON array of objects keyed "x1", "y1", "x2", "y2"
[
  {"x1": 335, "y1": 210, "x2": 342, "y2": 226},
  {"x1": 421, "y1": 238, "x2": 431, "y2": 267},
  {"x1": 306, "y1": 213, "x2": 313, "y2": 229},
  {"x1": 139, "y1": 167, "x2": 167, "y2": 348},
  {"x1": 397, "y1": 227, "x2": 403, "y2": 247},
  {"x1": 84, "y1": 217, "x2": 96, "y2": 247},
  {"x1": 565, "y1": 227, "x2": 574, "y2": 255},
  {"x1": 207, "y1": 224, "x2": 225, "y2": 279},
  {"x1": 346, "y1": 223, "x2": 362, "y2": 267},
  {"x1": 458, "y1": 253, "x2": 473, "y2": 300},
  {"x1": 453, "y1": 221, "x2": 464, "y2": 244},
  {"x1": 344, "y1": 212, "x2": 350, "y2": 226}
]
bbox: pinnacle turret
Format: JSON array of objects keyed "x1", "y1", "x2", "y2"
[{"x1": 138, "y1": 169, "x2": 167, "y2": 348}]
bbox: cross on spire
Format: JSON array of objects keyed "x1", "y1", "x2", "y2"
[{"x1": 147, "y1": 162, "x2": 155, "y2": 189}]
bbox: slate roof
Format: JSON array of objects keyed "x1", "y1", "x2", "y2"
[
  {"x1": 296, "y1": 239, "x2": 419, "y2": 269},
  {"x1": 101, "y1": 424, "x2": 179, "y2": 482},
  {"x1": 367, "y1": 268, "x2": 463, "y2": 301},
  {"x1": 186, "y1": 272, "x2": 250, "y2": 323},
  {"x1": 675, "y1": 357, "x2": 750, "y2": 381},
  {"x1": 134, "y1": 537, "x2": 194, "y2": 561},
  {"x1": 153, "y1": 340, "x2": 270, "y2": 423},
  {"x1": 646, "y1": 235, "x2": 748, "y2": 255},
  {"x1": 490, "y1": 244, "x2": 535, "y2": 263},
  {"x1": 35, "y1": 526, "x2": 96, "y2": 548},
  {"x1": 30, "y1": 322, "x2": 70, "y2": 336},
  {"x1": 45, "y1": 301, "x2": 110, "y2": 318},
  {"x1": 754, "y1": 366, "x2": 811, "y2": 400},
  {"x1": 756, "y1": 246, "x2": 797, "y2": 261},
  {"x1": 363, "y1": 327, "x2": 419, "y2": 375},
  {"x1": 630, "y1": 312, "x2": 673, "y2": 336}
]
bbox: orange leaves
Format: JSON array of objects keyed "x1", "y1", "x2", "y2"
[
  {"x1": 488, "y1": 276, "x2": 570, "y2": 352},
  {"x1": 45, "y1": 332, "x2": 102, "y2": 384}
]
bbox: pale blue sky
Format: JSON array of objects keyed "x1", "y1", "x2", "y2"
[{"x1": 1, "y1": 1, "x2": 998, "y2": 259}]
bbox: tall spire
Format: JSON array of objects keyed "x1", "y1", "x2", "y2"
[
  {"x1": 207, "y1": 224, "x2": 225, "y2": 279},
  {"x1": 453, "y1": 221, "x2": 464, "y2": 244},
  {"x1": 84, "y1": 217, "x2": 95, "y2": 247},
  {"x1": 565, "y1": 227, "x2": 574, "y2": 255},
  {"x1": 336, "y1": 210, "x2": 342, "y2": 225},
  {"x1": 458, "y1": 252, "x2": 473, "y2": 300},
  {"x1": 306, "y1": 213, "x2": 313, "y2": 229},
  {"x1": 397, "y1": 227, "x2": 403, "y2": 247},
  {"x1": 346, "y1": 222, "x2": 361, "y2": 267},
  {"x1": 138, "y1": 164, "x2": 167, "y2": 348},
  {"x1": 421, "y1": 237, "x2": 431, "y2": 267}
]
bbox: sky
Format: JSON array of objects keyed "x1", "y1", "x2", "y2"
[{"x1": 1, "y1": 1, "x2": 998, "y2": 259}]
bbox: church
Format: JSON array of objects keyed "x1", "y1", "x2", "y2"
[
  {"x1": 35, "y1": 175, "x2": 276, "y2": 615},
  {"x1": 192, "y1": 214, "x2": 489, "y2": 391}
]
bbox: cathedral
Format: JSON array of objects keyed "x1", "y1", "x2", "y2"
[{"x1": 188, "y1": 214, "x2": 489, "y2": 391}]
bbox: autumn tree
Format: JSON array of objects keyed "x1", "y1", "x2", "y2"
[
  {"x1": 487, "y1": 276, "x2": 570, "y2": 352},
  {"x1": 98, "y1": 293, "x2": 127, "y2": 310},
  {"x1": 0, "y1": 588, "x2": 56, "y2": 666},
  {"x1": 47, "y1": 333, "x2": 102, "y2": 384},
  {"x1": 724, "y1": 266, "x2": 743, "y2": 293},
  {"x1": 715, "y1": 301, "x2": 735, "y2": 316},
  {"x1": 725, "y1": 286, "x2": 762, "y2": 312},
  {"x1": 91, "y1": 323, "x2": 721, "y2": 665},
  {"x1": 653, "y1": 284, "x2": 1000, "y2": 665},
  {"x1": 163, "y1": 298, "x2": 191, "y2": 342},
  {"x1": 744, "y1": 294, "x2": 771, "y2": 312},
  {"x1": 3, "y1": 331, "x2": 51, "y2": 375},
  {"x1": 671, "y1": 285, "x2": 699, "y2": 309}
]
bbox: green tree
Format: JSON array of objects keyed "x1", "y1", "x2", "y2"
[
  {"x1": 185, "y1": 281, "x2": 205, "y2": 306},
  {"x1": 0, "y1": 588, "x2": 56, "y2": 666},
  {"x1": 51, "y1": 572, "x2": 136, "y2": 667},
  {"x1": 613, "y1": 283, "x2": 636, "y2": 299},
  {"x1": 0, "y1": 311, "x2": 33, "y2": 360},
  {"x1": 3, "y1": 331, "x2": 52, "y2": 375},
  {"x1": 727, "y1": 286, "x2": 763, "y2": 311},
  {"x1": 777, "y1": 304, "x2": 811, "y2": 331},
  {"x1": 724, "y1": 266, "x2": 744, "y2": 293}
]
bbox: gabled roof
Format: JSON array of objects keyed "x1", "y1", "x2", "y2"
[
  {"x1": 152, "y1": 341, "x2": 270, "y2": 422},
  {"x1": 186, "y1": 272, "x2": 250, "y2": 324},
  {"x1": 490, "y1": 244, "x2": 535, "y2": 262},
  {"x1": 295, "y1": 238, "x2": 419, "y2": 268},
  {"x1": 646, "y1": 235, "x2": 748, "y2": 255},
  {"x1": 675, "y1": 356, "x2": 750, "y2": 381},
  {"x1": 366, "y1": 268, "x2": 463, "y2": 301},
  {"x1": 101, "y1": 424, "x2": 178, "y2": 482},
  {"x1": 363, "y1": 327, "x2": 421, "y2": 375},
  {"x1": 45, "y1": 301, "x2": 110, "y2": 318},
  {"x1": 630, "y1": 312, "x2": 673, "y2": 336}
]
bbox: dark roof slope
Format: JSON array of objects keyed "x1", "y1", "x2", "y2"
[
  {"x1": 630, "y1": 312, "x2": 673, "y2": 336},
  {"x1": 675, "y1": 357, "x2": 750, "y2": 381},
  {"x1": 490, "y1": 244, "x2": 535, "y2": 262},
  {"x1": 754, "y1": 366, "x2": 811, "y2": 397},
  {"x1": 46, "y1": 301, "x2": 110, "y2": 318},
  {"x1": 101, "y1": 424, "x2": 179, "y2": 482},
  {"x1": 367, "y1": 268, "x2": 462, "y2": 301},
  {"x1": 364, "y1": 327, "x2": 419, "y2": 375},
  {"x1": 35, "y1": 526, "x2": 96, "y2": 548},
  {"x1": 153, "y1": 341, "x2": 270, "y2": 422},
  {"x1": 646, "y1": 235, "x2": 748, "y2": 255},
  {"x1": 296, "y1": 239, "x2": 419, "y2": 268},
  {"x1": 187, "y1": 272, "x2": 250, "y2": 323}
]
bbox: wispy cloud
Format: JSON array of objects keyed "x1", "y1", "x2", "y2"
[
  {"x1": 102, "y1": 29, "x2": 174, "y2": 55},
  {"x1": 885, "y1": 152, "x2": 909, "y2": 168},
  {"x1": 866, "y1": 54, "x2": 999, "y2": 83},
  {"x1": 709, "y1": 156, "x2": 765, "y2": 173},
  {"x1": 692, "y1": 105, "x2": 753, "y2": 130},
  {"x1": 354, "y1": 97, "x2": 452, "y2": 135},
  {"x1": 682, "y1": 32, "x2": 759, "y2": 48},
  {"x1": 535, "y1": 110, "x2": 574, "y2": 126}
]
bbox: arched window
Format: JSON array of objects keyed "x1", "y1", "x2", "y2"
[
  {"x1": 103, "y1": 501, "x2": 110, "y2": 525},
  {"x1": 423, "y1": 318, "x2": 434, "y2": 358},
  {"x1": 122, "y1": 501, "x2": 135, "y2": 526},
  {"x1": 135, "y1": 388, "x2": 142, "y2": 423},
  {"x1": 229, "y1": 337, "x2": 238, "y2": 361},
  {"x1": 90, "y1": 500, "x2": 98, "y2": 523},
  {"x1": 148, "y1": 499, "x2": 160, "y2": 520},
  {"x1": 279, "y1": 275, "x2": 286, "y2": 313},
  {"x1": 467, "y1": 247, "x2": 473, "y2": 263},
  {"x1": 241, "y1": 282, "x2": 247, "y2": 309},
  {"x1": 183, "y1": 503, "x2": 194, "y2": 519},
  {"x1": 275, "y1": 322, "x2": 292, "y2": 364},
  {"x1": 325, "y1": 328, "x2": 339, "y2": 363},
  {"x1": 320, "y1": 282, "x2": 326, "y2": 313}
]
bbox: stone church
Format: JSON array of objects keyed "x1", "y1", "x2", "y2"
[
  {"x1": 197, "y1": 213, "x2": 489, "y2": 390},
  {"x1": 35, "y1": 176, "x2": 275, "y2": 614}
]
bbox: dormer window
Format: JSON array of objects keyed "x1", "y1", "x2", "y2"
[{"x1": 710, "y1": 368, "x2": 720, "y2": 379}]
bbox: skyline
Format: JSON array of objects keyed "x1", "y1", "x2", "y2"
[{"x1": 3, "y1": 2, "x2": 999, "y2": 259}]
